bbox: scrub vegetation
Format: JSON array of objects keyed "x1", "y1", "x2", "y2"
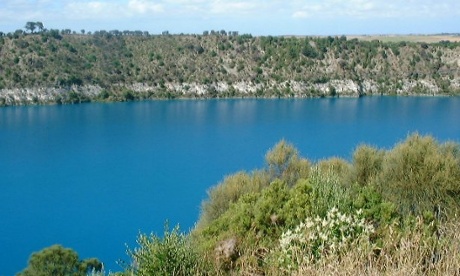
[
  {"x1": 1, "y1": 25, "x2": 460, "y2": 106},
  {"x1": 19, "y1": 133, "x2": 460, "y2": 275}
]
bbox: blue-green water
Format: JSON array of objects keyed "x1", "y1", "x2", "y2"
[{"x1": 1, "y1": 97, "x2": 459, "y2": 275}]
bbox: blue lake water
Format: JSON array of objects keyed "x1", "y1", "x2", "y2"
[{"x1": 1, "y1": 97, "x2": 460, "y2": 275}]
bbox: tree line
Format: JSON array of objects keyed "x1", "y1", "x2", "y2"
[{"x1": 0, "y1": 22, "x2": 243, "y2": 38}]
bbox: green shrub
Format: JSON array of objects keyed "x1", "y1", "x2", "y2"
[
  {"x1": 18, "y1": 244, "x2": 102, "y2": 276},
  {"x1": 280, "y1": 179, "x2": 313, "y2": 228},
  {"x1": 197, "y1": 170, "x2": 269, "y2": 229},
  {"x1": 351, "y1": 144, "x2": 384, "y2": 186},
  {"x1": 191, "y1": 135, "x2": 460, "y2": 274},
  {"x1": 316, "y1": 157, "x2": 351, "y2": 182},
  {"x1": 308, "y1": 168, "x2": 351, "y2": 217},
  {"x1": 129, "y1": 225, "x2": 207, "y2": 276},
  {"x1": 252, "y1": 180, "x2": 290, "y2": 237},
  {"x1": 265, "y1": 140, "x2": 299, "y2": 178},
  {"x1": 377, "y1": 134, "x2": 460, "y2": 217},
  {"x1": 265, "y1": 140, "x2": 310, "y2": 186},
  {"x1": 351, "y1": 184, "x2": 397, "y2": 225}
]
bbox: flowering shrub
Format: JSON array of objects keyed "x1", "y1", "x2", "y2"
[{"x1": 278, "y1": 207, "x2": 374, "y2": 270}]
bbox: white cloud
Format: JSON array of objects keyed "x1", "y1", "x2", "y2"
[
  {"x1": 61, "y1": 0, "x2": 165, "y2": 20},
  {"x1": 290, "y1": 0, "x2": 460, "y2": 19},
  {"x1": 0, "y1": 0, "x2": 459, "y2": 34},
  {"x1": 209, "y1": 1, "x2": 257, "y2": 14},
  {"x1": 2, "y1": 0, "x2": 460, "y2": 22},
  {"x1": 64, "y1": 1, "x2": 123, "y2": 19},
  {"x1": 292, "y1": 11, "x2": 308, "y2": 19},
  {"x1": 128, "y1": 0, "x2": 164, "y2": 14}
]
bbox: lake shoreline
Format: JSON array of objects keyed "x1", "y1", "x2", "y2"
[{"x1": 1, "y1": 80, "x2": 458, "y2": 107}]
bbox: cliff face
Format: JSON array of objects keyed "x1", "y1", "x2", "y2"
[{"x1": 1, "y1": 33, "x2": 459, "y2": 106}]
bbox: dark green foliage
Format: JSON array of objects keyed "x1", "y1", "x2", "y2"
[
  {"x1": 280, "y1": 179, "x2": 313, "y2": 227},
  {"x1": 59, "y1": 76, "x2": 83, "y2": 87},
  {"x1": 302, "y1": 43, "x2": 318, "y2": 58},
  {"x1": 17, "y1": 244, "x2": 102, "y2": 276},
  {"x1": 252, "y1": 180, "x2": 290, "y2": 236},
  {"x1": 122, "y1": 89, "x2": 135, "y2": 101},
  {"x1": 351, "y1": 184, "x2": 397, "y2": 224}
]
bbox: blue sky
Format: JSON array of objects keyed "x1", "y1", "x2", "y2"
[{"x1": 1, "y1": 0, "x2": 459, "y2": 35}]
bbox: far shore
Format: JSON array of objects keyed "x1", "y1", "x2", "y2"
[{"x1": 346, "y1": 34, "x2": 460, "y2": 43}]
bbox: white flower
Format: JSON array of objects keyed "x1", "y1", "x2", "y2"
[
  {"x1": 319, "y1": 233, "x2": 327, "y2": 241},
  {"x1": 277, "y1": 207, "x2": 375, "y2": 270}
]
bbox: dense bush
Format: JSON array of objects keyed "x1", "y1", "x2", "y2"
[
  {"x1": 18, "y1": 244, "x2": 102, "y2": 276},
  {"x1": 375, "y1": 134, "x2": 460, "y2": 217},
  {"x1": 127, "y1": 225, "x2": 208, "y2": 276},
  {"x1": 351, "y1": 144, "x2": 384, "y2": 186},
  {"x1": 197, "y1": 171, "x2": 270, "y2": 229}
]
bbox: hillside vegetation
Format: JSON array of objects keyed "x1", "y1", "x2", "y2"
[
  {"x1": 18, "y1": 134, "x2": 460, "y2": 275},
  {"x1": 1, "y1": 30, "x2": 460, "y2": 106}
]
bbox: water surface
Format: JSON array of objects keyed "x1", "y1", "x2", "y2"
[{"x1": 1, "y1": 97, "x2": 459, "y2": 275}]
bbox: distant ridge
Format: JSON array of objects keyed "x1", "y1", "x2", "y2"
[{"x1": 1, "y1": 31, "x2": 459, "y2": 106}]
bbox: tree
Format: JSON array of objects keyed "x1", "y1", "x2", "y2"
[
  {"x1": 36, "y1": 22, "x2": 44, "y2": 32},
  {"x1": 61, "y1": 29, "x2": 72, "y2": 35},
  {"x1": 48, "y1": 29, "x2": 62, "y2": 40},
  {"x1": 17, "y1": 244, "x2": 102, "y2": 276},
  {"x1": 25, "y1": 22, "x2": 36, "y2": 33},
  {"x1": 265, "y1": 140, "x2": 299, "y2": 179}
]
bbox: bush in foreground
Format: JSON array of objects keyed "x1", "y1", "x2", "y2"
[
  {"x1": 18, "y1": 244, "x2": 102, "y2": 276},
  {"x1": 126, "y1": 224, "x2": 209, "y2": 276}
]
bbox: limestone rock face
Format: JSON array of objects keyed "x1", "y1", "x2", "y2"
[{"x1": 2, "y1": 77, "x2": 455, "y2": 106}]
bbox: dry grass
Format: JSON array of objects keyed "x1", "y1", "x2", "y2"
[
  {"x1": 287, "y1": 219, "x2": 460, "y2": 276},
  {"x1": 347, "y1": 34, "x2": 460, "y2": 43}
]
